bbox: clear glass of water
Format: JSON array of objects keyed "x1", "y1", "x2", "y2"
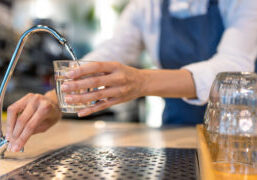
[
  {"x1": 53, "y1": 60, "x2": 97, "y2": 113},
  {"x1": 204, "y1": 72, "x2": 257, "y2": 175}
]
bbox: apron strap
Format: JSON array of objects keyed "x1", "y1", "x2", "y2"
[
  {"x1": 209, "y1": 0, "x2": 218, "y2": 5},
  {"x1": 162, "y1": 0, "x2": 170, "y2": 13}
]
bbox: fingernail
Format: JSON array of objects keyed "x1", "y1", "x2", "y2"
[
  {"x1": 61, "y1": 84, "x2": 69, "y2": 91},
  {"x1": 11, "y1": 144, "x2": 20, "y2": 152},
  {"x1": 66, "y1": 71, "x2": 75, "y2": 78}
]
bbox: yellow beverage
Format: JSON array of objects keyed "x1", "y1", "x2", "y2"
[
  {"x1": 214, "y1": 163, "x2": 257, "y2": 180},
  {"x1": 204, "y1": 130, "x2": 257, "y2": 175}
]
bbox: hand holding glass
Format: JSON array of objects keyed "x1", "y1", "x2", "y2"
[{"x1": 53, "y1": 60, "x2": 98, "y2": 113}]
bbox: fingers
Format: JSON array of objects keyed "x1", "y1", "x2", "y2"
[
  {"x1": 9, "y1": 101, "x2": 49, "y2": 152},
  {"x1": 64, "y1": 86, "x2": 127, "y2": 105},
  {"x1": 78, "y1": 98, "x2": 119, "y2": 117},
  {"x1": 6, "y1": 93, "x2": 32, "y2": 140},
  {"x1": 10, "y1": 110, "x2": 42, "y2": 152},
  {"x1": 61, "y1": 74, "x2": 110, "y2": 93},
  {"x1": 6, "y1": 92, "x2": 61, "y2": 152},
  {"x1": 61, "y1": 71, "x2": 124, "y2": 93},
  {"x1": 12, "y1": 98, "x2": 39, "y2": 139},
  {"x1": 66, "y1": 61, "x2": 119, "y2": 79}
]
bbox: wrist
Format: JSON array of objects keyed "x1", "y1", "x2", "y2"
[
  {"x1": 44, "y1": 90, "x2": 58, "y2": 105},
  {"x1": 138, "y1": 69, "x2": 152, "y2": 97},
  {"x1": 44, "y1": 90, "x2": 62, "y2": 115}
]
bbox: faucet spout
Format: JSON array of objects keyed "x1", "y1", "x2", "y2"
[{"x1": 0, "y1": 25, "x2": 74, "y2": 157}]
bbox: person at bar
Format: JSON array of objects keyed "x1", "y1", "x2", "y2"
[{"x1": 5, "y1": 0, "x2": 257, "y2": 152}]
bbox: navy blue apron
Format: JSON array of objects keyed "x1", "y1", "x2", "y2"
[{"x1": 159, "y1": 0, "x2": 224, "y2": 125}]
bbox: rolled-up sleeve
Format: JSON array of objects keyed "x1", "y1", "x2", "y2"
[{"x1": 182, "y1": 0, "x2": 257, "y2": 105}]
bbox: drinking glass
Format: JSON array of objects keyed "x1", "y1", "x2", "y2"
[
  {"x1": 53, "y1": 60, "x2": 97, "y2": 113},
  {"x1": 204, "y1": 72, "x2": 257, "y2": 175}
]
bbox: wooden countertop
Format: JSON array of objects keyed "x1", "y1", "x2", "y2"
[{"x1": 0, "y1": 119, "x2": 196, "y2": 176}]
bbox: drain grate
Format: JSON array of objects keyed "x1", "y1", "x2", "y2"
[{"x1": 1, "y1": 144, "x2": 198, "y2": 180}]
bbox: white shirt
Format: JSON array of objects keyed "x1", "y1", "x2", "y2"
[{"x1": 83, "y1": 0, "x2": 257, "y2": 105}]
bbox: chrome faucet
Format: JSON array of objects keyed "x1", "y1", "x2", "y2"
[{"x1": 0, "y1": 25, "x2": 75, "y2": 158}]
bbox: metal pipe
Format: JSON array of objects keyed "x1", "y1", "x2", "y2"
[{"x1": 0, "y1": 25, "x2": 69, "y2": 157}]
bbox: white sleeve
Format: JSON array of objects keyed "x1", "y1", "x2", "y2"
[
  {"x1": 82, "y1": 0, "x2": 144, "y2": 66},
  {"x1": 182, "y1": 0, "x2": 257, "y2": 105}
]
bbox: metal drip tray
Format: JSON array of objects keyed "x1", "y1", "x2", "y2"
[{"x1": 1, "y1": 144, "x2": 199, "y2": 180}]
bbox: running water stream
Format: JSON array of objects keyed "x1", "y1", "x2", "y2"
[{"x1": 64, "y1": 43, "x2": 78, "y2": 61}]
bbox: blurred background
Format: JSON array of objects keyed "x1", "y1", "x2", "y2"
[{"x1": 0, "y1": 0, "x2": 164, "y2": 127}]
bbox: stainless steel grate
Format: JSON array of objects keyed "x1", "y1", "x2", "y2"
[{"x1": 1, "y1": 144, "x2": 199, "y2": 180}]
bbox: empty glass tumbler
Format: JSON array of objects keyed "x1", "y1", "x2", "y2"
[
  {"x1": 204, "y1": 72, "x2": 257, "y2": 175},
  {"x1": 53, "y1": 60, "x2": 97, "y2": 113}
]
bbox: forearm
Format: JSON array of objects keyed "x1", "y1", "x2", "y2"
[{"x1": 141, "y1": 69, "x2": 196, "y2": 98}]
